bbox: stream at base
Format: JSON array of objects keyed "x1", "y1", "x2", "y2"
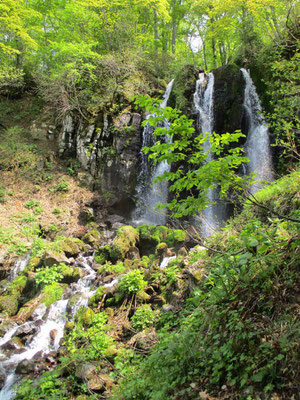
[{"x1": 0, "y1": 253, "x2": 120, "y2": 399}]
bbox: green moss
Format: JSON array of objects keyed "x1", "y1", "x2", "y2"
[
  {"x1": 41, "y1": 283, "x2": 64, "y2": 307},
  {"x1": 82, "y1": 229, "x2": 102, "y2": 247},
  {"x1": 7, "y1": 275, "x2": 27, "y2": 296},
  {"x1": 57, "y1": 237, "x2": 86, "y2": 257},
  {"x1": 111, "y1": 226, "x2": 139, "y2": 261},
  {"x1": 59, "y1": 263, "x2": 81, "y2": 283},
  {"x1": 26, "y1": 255, "x2": 43, "y2": 271},
  {"x1": 0, "y1": 295, "x2": 19, "y2": 315},
  {"x1": 246, "y1": 170, "x2": 300, "y2": 218},
  {"x1": 76, "y1": 307, "x2": 95, "y2": 325}
]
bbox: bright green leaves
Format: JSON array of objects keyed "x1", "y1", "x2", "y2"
[{"x1": 135, "y1": 95, "x2": 250, "y2": 218}]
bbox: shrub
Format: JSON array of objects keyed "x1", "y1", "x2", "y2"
[
  {"x1": 118, "y1": 270, "x2": 147, "y2": 295},
  {"x1": 131, "y1": 305, "x2": 156, "y2": 331},
  {"x1": 35, "y1": 265, "x2": 64, "y2": 287}
]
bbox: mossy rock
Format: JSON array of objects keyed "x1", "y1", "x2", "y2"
[
  {"x1": 59, "y1": 264, "x2": 82, "y2": 283},
  {"x1": 43, "y1": 250, "x2": 69, "y2": 267},
  {"x1": 41, "y1": 283, "x2": 65, "y2": 307},
  {"x1": 165, "y1": 230, "x2": 187, "y2": 248},
  {"x1": 6, "y1": 275, "x2": 27, "y2": 297},
  {"x1": 16, "y1": 294, "x2": 43, "y2": 322},
  {"x1": 169, "y1": 64, "x2": 199, "y2": 115},
  {"x1": 0, "y1": 295, "x2": 19, "y2": 316},
  {"x1": 82, "y1": 229, "x2": 102, "y2": 248},
  {"x1": 137, "y1": 225, "x2": 167, "y2": 256},
  {"x1": 110, "y1": 225, "x2": 139, "y2": 261},
  {"x1": 27, "y1": 255, "x2": 43, "y2": 271},
  {"x1": 58, "y1": 238, "x2": 86, "y2": 258}
]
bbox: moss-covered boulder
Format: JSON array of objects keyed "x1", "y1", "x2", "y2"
[
  {"x1": 27, "y1": 255, "x2": 43, "y2": 271},
  {"x1": 0, "y1": 295, "x2": 19, "y2": 316},
  {"x1": 6, "y1": 275, "x2": 27, "y2": 297},
  {"x1": 110, "y1": 226, "x2": 139, "y2": 261},
  {"x1": 43, "y1": 250, "x2": 69, "y2": 267},
  {"x1": 58, "y1": 237, "x2": 87, "y2": 258},
  {"x1": 82, "y1": 229, "x2": 102, "y2": 248},
  {"x1": 59, "y1": 263, "x2": 82, "y2": 283},
  {"x1": 41, "y1": 283, "x2": 65, "y2": 307}
]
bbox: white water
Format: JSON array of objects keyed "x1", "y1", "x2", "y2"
[
  {"x1": 0, "y1": 254, "x2": 98, "y2": 399},
  {"x1": 159, "y1": 256, "x2": 176, "y2": 269},
  {"x1": 9, "y1": 254, "x2": 31, "y2": 282},
  {"x1": 241, "y1": 69, "x2": 273, "y2": 193},
  {"x1": 132, "y1": 80, "x2": 174, "y2": 226},
  {"x1": 193, "y1": 72, "x2": 221, "y2": 237}
]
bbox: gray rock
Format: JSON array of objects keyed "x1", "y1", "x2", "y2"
[{"x1": 16, "y1": 359, "x2": 36, "y2": 374}]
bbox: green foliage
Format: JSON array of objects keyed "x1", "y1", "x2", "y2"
[
  {"x1": 35, "y1": 265, "x2": 64, "y2": 287},
  {"x1": 114, "y1": 176, "x2": 300, "y2": 399},
  {"x1": 52, "y1": 178, "x2": 69, "y2": 192},
  {"x1": 65, "y1": 311, "x2": 115, "y2": 359},
  {"x1": 131, "y1": 305, "x2": 156, "y2": 331},
  {"x1": 118, "y1": 270, "x2": 147, "y2": 296},
  {"x1": 135, "y1": 96, "x2": 250, "y2": 218}
]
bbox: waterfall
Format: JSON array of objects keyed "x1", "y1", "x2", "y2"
[
  {"x1": 241, "y1": 68, "x2": 273, "y2": 193},
  {"x1": 132, "y1": 79, "x2": 174, "y2": 226},
  {"x1": 193, "y1": 72, "x2": 223, "y2": 237}
]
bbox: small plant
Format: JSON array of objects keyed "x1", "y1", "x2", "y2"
[
  {"x1": 131, "y1": 305, "x2": 156, "y2": 331},
  {"x1": 53, "y1": 178, "x2": 69, "y2": 192},
  {"x1": 118, "y1": 269, "x2": 147, "y2": 295},
  {"x1": 52, "y1": 207, "x2": 62, "y2": 215},
  {"x1": 24, "y1": 200, "x2": 38, "y2": 209},
  {"x1": 35, "y1": 264, "x2": 64, "y2": 287}
]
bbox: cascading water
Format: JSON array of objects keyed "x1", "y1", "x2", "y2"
[
  {"x1": 193, "y1": 72, "x2": 222, "y2": 237},
  {"x1": 241, "y1": 68, "x2": 273, "y2": 193},
  {"x1": 0, "y1": 253, "x2": 106, "y2": 400},
  {"x1": 132, "y1": 79, "x2": 174, "y2": 226}
]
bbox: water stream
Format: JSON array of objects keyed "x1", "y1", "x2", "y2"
[
  {"x1": 193, "y1": 72, "x2": 225, "y2": 237},
  {"x1": 0, "y1": 254, "x2": 102, "y2": 399},
  {"x1": 132, "y1": 80, "x2": 174, "y2": 226},
  {"x1": 241, "y1": 68, "x2": 273, "y2": 193}
]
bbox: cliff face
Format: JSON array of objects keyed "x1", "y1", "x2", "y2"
[{"x1": 58, "y1": 110, "x2": 142, "y2": 216}]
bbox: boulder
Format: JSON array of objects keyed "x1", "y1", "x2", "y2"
[
  {"x1": 82, "y1": 229, "x2": 102, "y2": 248},
  {"x1": 43, "y1": 250, "x2": 69, "y2": 267},
  {"x1": 0, "y1": 295, "x2": 19, "y2": 316},
  {"x1": 16, "y1": 359, "x2": 36, "y2": 375}
]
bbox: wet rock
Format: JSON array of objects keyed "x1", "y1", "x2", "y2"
[
  {"x1": 0, "y1": 366, "x2": 6, "y2": 389},
  {"x1": 16, "y1": 359, "x2": 36, "y2": 374},
  {"x1": 161, "y1": 304, "x2": 175, "y2": 313},
  {"x1": 50, "y1": 329, "x2": 58, "y2": 342},
  {"x1": 111, "y1": 222, "x2": 124, "y2": 230},
  {"x1": 105, "y1": 214, "x2": 125, "y2": 227},
  {"x1": 15, "y1": 323, "x2": 37, "y2": 338}
]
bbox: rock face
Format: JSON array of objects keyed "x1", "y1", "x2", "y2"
[
  {"x1": 58, "y1": 111, "x2": 141, "y2": 217},
  {"x1": 212, "y1": 65, "x2": 246, "y2": 138}
]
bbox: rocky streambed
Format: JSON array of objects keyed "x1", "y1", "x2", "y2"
[{"x1": 0, "y1": 223, "x2": 204, "y2": 399}]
